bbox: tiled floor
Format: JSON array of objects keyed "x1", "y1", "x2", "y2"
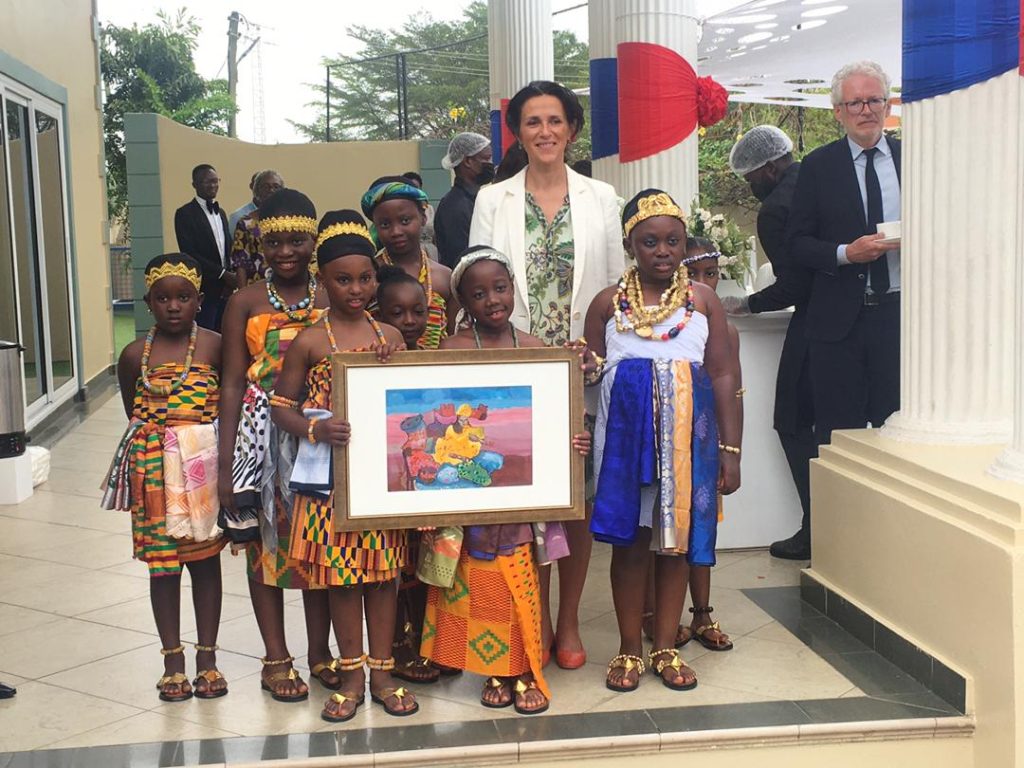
[{"x1": 0, "y1": 394, "x2": 958, "y2": 760}]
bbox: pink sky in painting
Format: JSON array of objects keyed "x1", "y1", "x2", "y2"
[{"x1": 385, "y1": 406, "x2": 533, "y2": 460}]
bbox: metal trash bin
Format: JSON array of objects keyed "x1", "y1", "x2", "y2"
[{"x1": 0, "y1": 341, "x2": 26, "y2": 458}]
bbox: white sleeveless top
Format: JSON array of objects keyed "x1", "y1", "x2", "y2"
[{"x1": 604, "y1": 306, "x2": 708, "y2": 371}]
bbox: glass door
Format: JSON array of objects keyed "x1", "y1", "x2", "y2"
[{"x1": 0, "y1": 84, "x2": 78, "y2": 425}]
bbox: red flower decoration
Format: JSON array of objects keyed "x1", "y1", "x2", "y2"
[{"x1": 696, "y1": 77, "x2": 729, "y2": 128}]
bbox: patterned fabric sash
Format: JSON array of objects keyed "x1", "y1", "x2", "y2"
[
  {"x1": 163, "y1": 423, "x2": 220, "y2": 542},
  {"x1": 591, "y1": 358, "x2": 719, "y2": 564}
]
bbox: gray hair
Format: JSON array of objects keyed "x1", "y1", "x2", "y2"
[{"x1": 830, "y1": 61, "x2": 891, "y2": 106}]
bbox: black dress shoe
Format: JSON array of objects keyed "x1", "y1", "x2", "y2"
[
  {"x1": 769, "y1": 532, "x2": 810, "y2": 561},
  {"x1": 0, "y1": 682, "x2": 16, "y2": 699}
]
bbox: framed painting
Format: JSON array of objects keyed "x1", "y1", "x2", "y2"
[{"x1": 330, "y1": 347, "x2": 585, "y2": 531}]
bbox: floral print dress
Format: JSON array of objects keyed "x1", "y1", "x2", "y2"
[{"x1": 524, "y1": 192, "x2": 574, "y2": 346}]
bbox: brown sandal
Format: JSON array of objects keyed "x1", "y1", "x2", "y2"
[
  {"x1": 310, "y1": 658, "x2": 344, "y2": 691},
  {"x1": 192, "y1": 644, "x2": 228, "y2": 699},
  {"x1": 690, "y1": 606, "x2": 734, "y2": 651},
  {"x1": 513, "y1": 677, "x2": 549, "y2": 715},
  {"x1": 649, "y1": 648, "x2": 697, "y2": 691},
  {"x1": 367, "y1": 655, "x2": 419, "y2": 716},
  {"x1": 606, "y1": 653, "x2": 645, "y2": 693},
  {"x1": 156, "y1": 645, "x2": 193, "y2": 702},
  {"x1": 260, "y1": 655, "x2": 308, "y2": 703},
  {"x1": 480, "y1": 676, "x2": 513, "y2": 709}
]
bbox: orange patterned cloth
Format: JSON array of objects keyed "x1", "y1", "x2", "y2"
[
  {"x1": 288, "y1": 358, "x2": 408, "y2": 586},
  {"x1": 420, "y1": 543, "x2": 549, "y2": 699},
  {"x1": 121, "y1": 364, "x2": 226, "y2": 577},
  {"x1": 241, "y1": 309, "x2": 326, "y2": 589}
]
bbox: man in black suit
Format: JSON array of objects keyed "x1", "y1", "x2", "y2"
[
  {"x1": 725, "y1": 125, "x2": 816, "y2": 560},
  {"x1": 787, "y1": 62, "x2": 901, "y2": 449},
  {"x1": 174, "y1": 164, "x2": 234, "y2": 330}
]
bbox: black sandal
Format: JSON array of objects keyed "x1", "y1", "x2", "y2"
[{"x1": 690, "y1": 606, "x2": 734, "y2": 652}]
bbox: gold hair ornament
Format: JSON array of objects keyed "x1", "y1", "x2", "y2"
[
  {"x1": 259, "y1": 215, "x2": 318, "y2": 236},
  {"x1": 623, "y1": 193, "x2": 685, "y2": 238},
  {"x1": 145, "y1": 262, "x2": 201, "y2": 292},
  {"x1": 316, "y1": 221, "x2": 374, "y2": 251}
]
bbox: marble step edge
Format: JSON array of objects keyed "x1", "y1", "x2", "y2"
[{"x1": 227, "y1": 715, "x2": 975, "y2": 768}]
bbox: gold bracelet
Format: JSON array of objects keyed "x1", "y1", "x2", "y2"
[
  {"x1": 269, "y1": 393, "x2": 299, "y2": 409},
  {"x1": 584, "y1": 353, "x2": 606, "y2": 386},
  {"x1": 307, "y1": 417, "x2": 320, "y2": 444},
  {"x1": 735, "y1": 387, "x2": 746, "y2": 399},
  {"x1": 718, "y1": 443, "x2": 741, "y2": 455}
]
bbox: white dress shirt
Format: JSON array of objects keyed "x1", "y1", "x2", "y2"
[
  {"x1": 835, "y1": 136, "x2": 901, "y2": 292},
  {"x1": 196, "y1": 195, "x2": 227, "y2": 269}
]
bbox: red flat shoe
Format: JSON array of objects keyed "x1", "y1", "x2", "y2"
[{"x1": 556, "y1": 647, "x2": 587, "y2": 670}]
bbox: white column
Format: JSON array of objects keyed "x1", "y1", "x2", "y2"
[
  {"x1": 615, "y1": 0, "x2": 699, "y2": 205},
  {"x1": 502, "y1": 0, "x2": 554, "y2": 94},
  {"x1": 989, "y1": 74, "x2": 1024, "y2": 483},
  {"x1": 588, "y1": 0, "x2": 620, "y2": 192},
  {"x1": 487, "y1": 0, "x2": 509, "y2": 157},
  {"x1": 882, "y1": 70, "x2": 1018, "y2": 445}
]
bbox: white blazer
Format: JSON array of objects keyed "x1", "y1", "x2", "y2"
[{"x1": 469, "y1": 166, "x2": 624, "y2": 340}]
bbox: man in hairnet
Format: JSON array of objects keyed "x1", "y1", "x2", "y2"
[
  {"x1": 725, "y1": 125, "x2": 815, "y2": 561},
  {"x1": 434, "y1": 132, "x2": 494, "y2": 268}
]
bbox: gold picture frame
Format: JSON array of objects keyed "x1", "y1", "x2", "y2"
[{"x1": 331, "y1": 346, "x2": 585, "y2": 531}]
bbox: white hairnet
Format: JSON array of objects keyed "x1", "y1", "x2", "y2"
[
  {"x1": 728, "y1": 125, "x2": 794, "y2": 176},
  {"x1": 442, "y1": 132, "x2": 491, "y2": 170}
]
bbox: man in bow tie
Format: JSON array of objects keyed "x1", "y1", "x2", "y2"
[{"x1": 174, "y1": 163, "x2": 235, "y2": 330}]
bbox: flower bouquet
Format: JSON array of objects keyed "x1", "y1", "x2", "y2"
[{"x1": 685, "y1": 205, "x2": 756, "y2": 287}]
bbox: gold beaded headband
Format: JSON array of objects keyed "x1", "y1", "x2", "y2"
[
  {"x1": 623, "y1": 192, "x2": 686, "y2": 238},
  {"x1": 315, "y1": 221, "x2": 375, "y2": 251},
  {"x1": 259, "y1": 215, "x2": 318, "y2": 236},
  {"x1": 145, "y1": 262, "x2": 202, "y2": 292}
]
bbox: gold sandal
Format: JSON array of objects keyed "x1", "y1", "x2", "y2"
[
  {"x1": 156, "y1": 645, "x2": 192, "y2": 702},
  {"x1": 480, "y1": 676, "x2": 513, "y2": 709},
  {"x1": 513, "y1": 677, "x2": 549, "y2": 715},
  {"x1": 192, "y1": 643, "x2": 227, "y2": 699},
  {"x1": 606, "y1": 653, "x2": 645, "y2": 693},
  {"x1": 260, "y1": 655, "x2": 308, "y2": 703},
  {"x1": 310, "y1": 658, "x2": 344, "y2": 691},
  {"x1": 367, "y1": 655, "x2": 419, "y2": 717},
  {"x1": 649, "y1": 647, "x2": 697, "y2": 691}
]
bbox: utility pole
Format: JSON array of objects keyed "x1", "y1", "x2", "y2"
[{"x1": 227, "y1": 11, "x2": 240, "y2": 138}]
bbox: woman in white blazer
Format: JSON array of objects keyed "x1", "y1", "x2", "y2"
[{"x1": 469, "y1": 80, "x2": 624, "y2": 672}]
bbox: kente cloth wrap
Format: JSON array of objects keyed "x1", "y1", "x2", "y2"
[
  {"x1": 591, "y1": 310, "x2": 719, "y2": 565},
  {"x1": 288, "y1": 358, "x2": 408, "y2": 586},
  {"x1": 230, "y1": 213, "x2": 265, "y2": 284},
  {"x1": 101, "y1": 364, "x2": 226, "y2": 577},
  {"x1": 232, "y1": 309, "x2": 325, "y2": 588},
  {"x1": 421, "y1": 543, "x2": 550, "y2": 699}
]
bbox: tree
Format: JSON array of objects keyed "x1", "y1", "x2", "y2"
[
  {"x1": 292, "y1": 0, "x2": 590, "y2": 155},
  {"x1": 101, "y1": 9, "x2": 235, "y2": 222}
]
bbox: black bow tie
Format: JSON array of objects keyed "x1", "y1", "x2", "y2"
[{"x1": 206, "y1": 200, "x2": 220, "y2": 215}]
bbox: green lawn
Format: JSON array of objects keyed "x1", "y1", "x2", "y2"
[{"x1": 113, "y1": 304, "x2": 137, "y2": 357}]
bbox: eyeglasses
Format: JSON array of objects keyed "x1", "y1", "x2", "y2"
[{"x1": 840, "y1": 98, "x2": 887, "y2": 115}]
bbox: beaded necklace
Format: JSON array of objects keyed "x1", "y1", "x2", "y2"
[
  {"x1": 265, "y1": 271, "x2": 316, "y2": 321},
  {"x1": 323, "y1": 311, "x2": 387, "y2": 353},
  {"x1": 613, "y1": 265, "x2": 695, "y2": 341},
  {"x1": 140, "y1": 322, "x2": 198, "y2": 395},
  {"x1": 378, "y1": 247, "x2": 433, "y2": 304},
  {"x1": 472, "y1": 322, "x2": 519, "y2": 349}
]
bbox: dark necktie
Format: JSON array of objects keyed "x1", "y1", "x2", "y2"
[
  {"x1": 863, "y1": 147, "x2": 889, "y2": 294},
  {"x1": 206, "y1": 200, "x2": 220, "y2": 216}
]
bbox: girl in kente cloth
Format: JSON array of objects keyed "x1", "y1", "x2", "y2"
[
  {"x1": 217, "y1": 188, "x2": 337, "y2": 703},
  {"x1": 419, "y1": 246, "x2": 591, "y2": 716},
  {"x1": 361, "y1": 176, "x2": 459, "y2": 348},
  {"x1": 375, "y1": 264, "x2": 461, "y2": 685},
  {"x1": 103, "y1": 254, "x2": 227, "y2": 702},
  {"x1": 584, "y1": 190, "x2": 741, "y2": 694},
  {"x1": 376, "y1": 264, "x2": 429, "y2": 351},
  {"x1": 272, "y1": 210, "x2": 416, "y2": 723}
]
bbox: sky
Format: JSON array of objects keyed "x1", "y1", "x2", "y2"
[{"x1": 96, "y1": 0, "x2": 750, "y2": 145}]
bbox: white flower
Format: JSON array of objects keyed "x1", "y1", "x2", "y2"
[
  {"x1": 710, "y1": 225, "x2": 728, "y2": 242},
  {"x1": 710, "y1": 213, "x2": 725, "y2": 224},
  {"x1": 699, "y1": 208, "x2": 712, "y2": 224}
]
